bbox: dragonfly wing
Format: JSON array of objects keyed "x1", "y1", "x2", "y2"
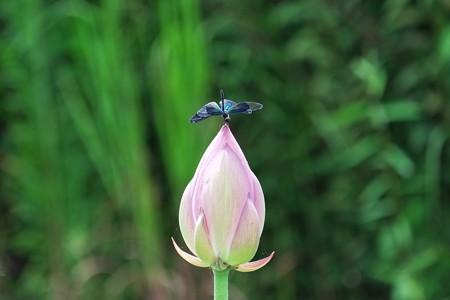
[
  {"x1": 204, "y1": 102, "x2": 223, "y2": 115},
  {"x1": 189, "y1": 102, "x2": 223, "y2": 123},
  {"x1": 227, "y1": 102, "x2": 263, "y2": 114},
  {"x1": 246, "y1": 102, "x2": 263, "y2": 111},
  {"x1": 219, "y1": 99, "x2": 237, "y2": 112}
]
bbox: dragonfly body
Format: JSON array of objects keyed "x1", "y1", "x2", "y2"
[{"x1": 189, "y1": 90, "x2": 263, "y2": 124}]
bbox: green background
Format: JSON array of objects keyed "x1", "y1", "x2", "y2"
[{"x1": 1, "y1": 0, "x2": 450, "y2": 299}]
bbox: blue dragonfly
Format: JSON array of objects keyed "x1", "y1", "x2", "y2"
[{"x1": 189, "y1": 90, "x2": 263, "y2": 124}]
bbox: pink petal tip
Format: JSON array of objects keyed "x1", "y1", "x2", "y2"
[
  {"x1": 236, "y1": 251, "x2": 275, "y2": 272},
  {"x1": 171, "y1": 237, "x2": 210, "y2": 268}
]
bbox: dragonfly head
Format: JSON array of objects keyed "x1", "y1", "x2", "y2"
[{"x1": 223, "y1": 113, "x2": 230, "y2": 124}]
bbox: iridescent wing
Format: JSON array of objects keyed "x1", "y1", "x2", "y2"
[
  {"x1": 189, "y1": 102, "x2": 223, "y2": 123},
  {"x1": 219, "y1": 99, "x2": 237, "y2": 112},
  {"x1": 226, "y1": 102, "x2": 263, "y2": 114}
]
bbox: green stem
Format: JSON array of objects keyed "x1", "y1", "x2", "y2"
[{"x1": 213, "y1": 269, "x2": 230, "y2": 300}]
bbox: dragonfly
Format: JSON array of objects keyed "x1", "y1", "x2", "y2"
[{"x1": 189, "y1": 90, "x2": 263, "y2": 124}]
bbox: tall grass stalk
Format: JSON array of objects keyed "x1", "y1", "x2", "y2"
[{"x1": 151, "y1": 0, "x2": 211, "y2": 199}]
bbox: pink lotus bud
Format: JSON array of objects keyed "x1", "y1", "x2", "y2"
[{"x1": 172, "y1": 124, "x2": 273, "y2": 272}]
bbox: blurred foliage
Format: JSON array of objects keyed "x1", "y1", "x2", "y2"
[{"x1": 1, "y1": 0, "x2": 450, "y2": 299}]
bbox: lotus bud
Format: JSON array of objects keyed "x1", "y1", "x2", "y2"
[{"x1": 172, "y1": 124, "x2": 273, "y2": 272}]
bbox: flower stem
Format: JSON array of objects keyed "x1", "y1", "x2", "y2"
[{"x1": 213, "y1": 269, "x2": 230, "y2": 300}]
